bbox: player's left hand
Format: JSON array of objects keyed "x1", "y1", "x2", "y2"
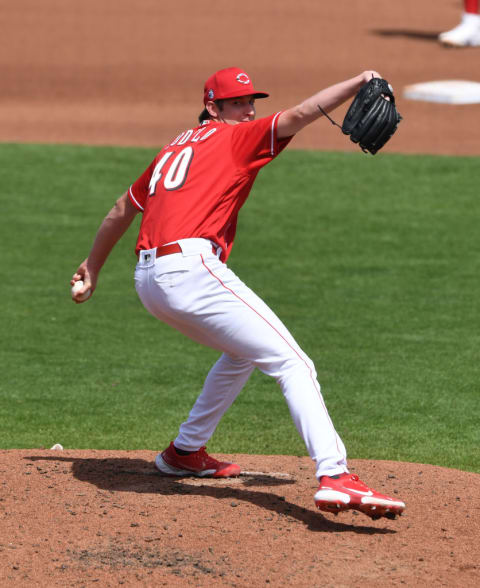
[
  {"x1": 341, "y1": 77, "x2": 402, "y2": 155},
  {"x1": 361, "y1": 70, "x2": 381, "y2": 83}
]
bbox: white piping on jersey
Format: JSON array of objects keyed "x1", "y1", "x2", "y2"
[
  {"x1": 129, "y1": 186, "x2": 144, "y2": 211},
  {"x1": 131, "y1": 116, "x2": 280, "y2": 211},
  {"x1": 270, "y1": 112, "x2": 281, "y2": 156}
]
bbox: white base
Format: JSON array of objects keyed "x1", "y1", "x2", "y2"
[{"x1": 403, "y1": 80, "x2": 480, "y2": 104}]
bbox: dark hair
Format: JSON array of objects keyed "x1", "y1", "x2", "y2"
[
  {"x1": 198, "y1": 108, "x2": 210, "y2": 123},
  {"x1": 198, "y1": 100, "x2": 224, "y2": 123}
]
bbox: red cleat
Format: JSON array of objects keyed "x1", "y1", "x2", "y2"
[
  {"x1": 314, "y1": 473, "x2": 405, "y2": 520},
  {"x1": 155, "y1": 442, "x2": 241, "y2": 478}
]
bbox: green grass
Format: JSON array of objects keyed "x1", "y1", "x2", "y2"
[{"x1": 1, "y1": 143, "x2": 479, "y2": 473}]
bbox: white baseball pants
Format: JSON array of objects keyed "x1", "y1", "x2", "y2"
[{"x1": 134, "y1": 238, "x2": 348, "y2": 479}]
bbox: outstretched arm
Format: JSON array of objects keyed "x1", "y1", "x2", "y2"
[
  {"x1": 277, "y1": 70, "x2": 380, "y2": 138},
  {"x1": 70, "y1": 191, "x2": 139, "y2": 303}
]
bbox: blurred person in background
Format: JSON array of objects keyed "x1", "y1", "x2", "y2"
[{"x1": 439, "y1": 0, "x2": 480, "y2": 46}]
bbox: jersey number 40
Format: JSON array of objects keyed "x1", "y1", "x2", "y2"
[{"x1": 148, "y1": 147, "x2": 194, "y2": 195}]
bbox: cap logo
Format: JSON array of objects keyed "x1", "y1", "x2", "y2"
[
  {"x1": 207, "y1": 89, "x2": 215, "y2": 100},
  {"x1": 236, "y1": 73, "x2": 250, "y2": 85}
]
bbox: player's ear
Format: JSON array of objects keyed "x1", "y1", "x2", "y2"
[{"x1": 205, "y1": 100, "x2": 219, "y2": 119}]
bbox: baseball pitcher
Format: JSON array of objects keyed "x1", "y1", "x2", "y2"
[{"x1": 71, "y1": 67, "x2": 405, "y2": 520}]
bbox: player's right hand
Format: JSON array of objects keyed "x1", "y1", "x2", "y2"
[{"x1": 70, "y1": 259, "x2": 96, "y2": 303}]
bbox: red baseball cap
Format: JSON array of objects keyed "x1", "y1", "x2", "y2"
[{"x1": 203, "y1": 67, "x2": 269, "y2": 105}]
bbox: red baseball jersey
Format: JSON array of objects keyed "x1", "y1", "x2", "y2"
[{"x1": 128, "y1": 112, "x2": 292, "y2": 261}]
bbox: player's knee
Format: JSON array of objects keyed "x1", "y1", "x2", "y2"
[
  {"x1": 278, "y1": 352, "x2": 317, "y2": 380},
  {"x1": 222, "y1": 353, "x2": 253, "y2": 369}
]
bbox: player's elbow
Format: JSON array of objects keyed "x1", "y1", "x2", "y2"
[
  {"x1": 105, "y1": 192, "x2": 137, "y2": 225},
  {"x1": 277, "y1": 104, "x2": 314, "y2": 138},
  {"x1": 116, "y1": 192, "x2": 138, "y2": 218}
]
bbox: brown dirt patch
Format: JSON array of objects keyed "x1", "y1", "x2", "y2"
[
  {"x1": 1, "y1": 0, "x2": 480, "y2": 154},
  {"x1": 1, "y1": 450, "x2": 479, "y2": 587}
]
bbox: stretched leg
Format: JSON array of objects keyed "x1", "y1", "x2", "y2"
[
  {"x1": 143, "y1": 251, "x2": 347, "y2": 477},
  {"x1": 175, "y1": 354, "x2": 255, "y2": 450},
  {"x1": 136, "y1": 244, "x2": 405, "y2": 518}
]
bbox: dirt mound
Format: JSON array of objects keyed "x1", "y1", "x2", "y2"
[{"x1": 1, "y1": 449, "x2": 478, "y2": 586}]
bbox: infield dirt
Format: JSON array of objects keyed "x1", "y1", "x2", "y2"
[
  {"x1": 1, "y1": 1, "x2": 480, "y2": 586},
  {"x1": 1, "y1": 0, "x2": 480, "y2": 155}
]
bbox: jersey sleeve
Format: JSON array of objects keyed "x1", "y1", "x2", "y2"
[
  {"x1": 128, "y1": 160, "x2": 155, "y2": 212},
  {"x1": 230, "y1": 112, "x2": 293, "y2": 171}
]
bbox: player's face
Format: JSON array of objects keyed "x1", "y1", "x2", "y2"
[{"x1": 218, "y1": 95, "x2": 256, "y2": 124}]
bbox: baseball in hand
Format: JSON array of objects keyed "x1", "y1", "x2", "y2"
[{"x1": 71, "y1": 280, "x2": 91, "y2": 302}]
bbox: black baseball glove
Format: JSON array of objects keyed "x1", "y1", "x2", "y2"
[{"x1": 341, "y1": 78, "x2": 402, "y2": 155}]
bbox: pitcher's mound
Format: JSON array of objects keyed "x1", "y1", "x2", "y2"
[{"x1": 1, "y1": 449, "x2": 478, "y2": 586}]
